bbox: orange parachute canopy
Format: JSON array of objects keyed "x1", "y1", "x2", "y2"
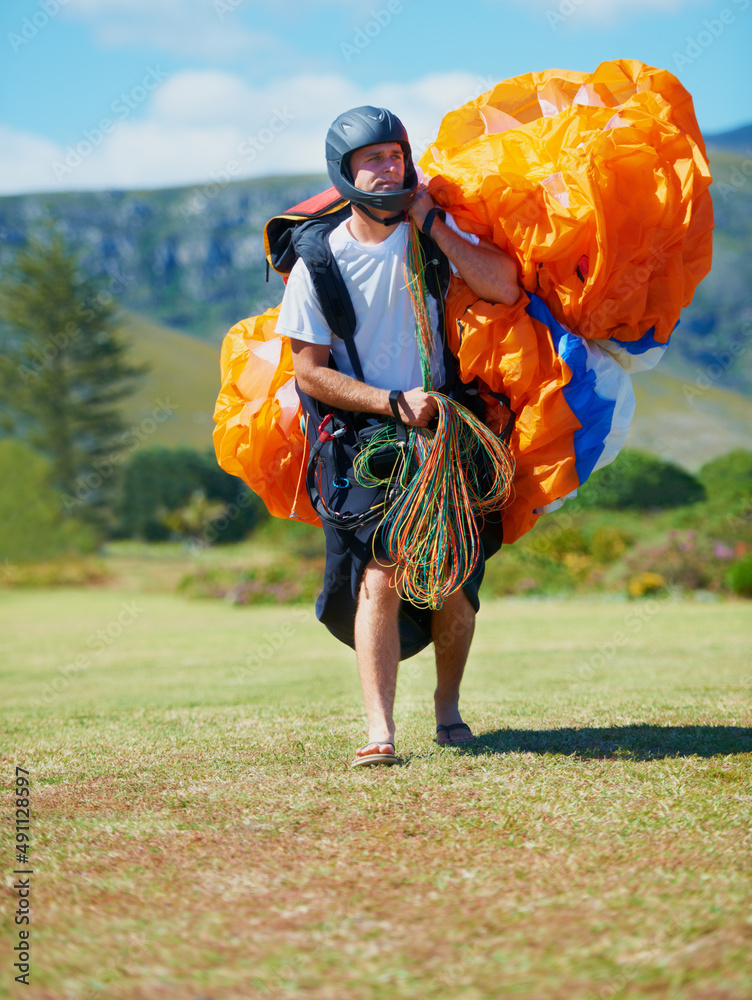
[
  {"x1": 213, "y1": 308, "x2": 319, "y2": 526},
  {"x1": 419, "y1": 58, "x2": 712, "y2": 346},
  {"x1": 214, "y1": 59, "x2": 713, "y2": 543},
  {"x1": 445, "y1": 280, "x2": 584, "y2": 544}
]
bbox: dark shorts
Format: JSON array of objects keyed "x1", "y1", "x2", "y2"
[
  {"x1": 297, "y1": 383, "x2": 504, "y2": 660},
  {"x1": 316, "y1": 511, "x2": 503, "y2": 659}
]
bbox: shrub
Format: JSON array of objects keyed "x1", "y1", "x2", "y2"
[
  {"x1": 628, "y1": 572, "x2": 667, "y2": 598},
  {"x1": 620, "y1": 530, "x2": 724, "y2": 592},
  {"x1": 0, "y1": 439, "x2": 95, "y2": 563},
  {"x1": 725, "y1": 555, "x2": 752, "y2": 597},
  {"x1": 575, "y1": 449, "x2": 706, "y2": 509},
  {"x1": 481, "y1": 546, "x2": 575, "y2": 596},
  {"x1": 522, "y1": 525, "x2": 588, "y2": 561},
  {"x1": 117, "y1": 446, "x2": 267, "y2": 543},
  {"x1": 0, "y1": 556, "x2": 108, "y2": 588},
  {"x1": 589, "y1": 525, "x2": 633, "y2": 563},
  {"x1": 178, "y1": 561, "x2": 323, "y2": 604},
  {"x1": 698, "y1": 450, "x2": 752, "y2": 504}
]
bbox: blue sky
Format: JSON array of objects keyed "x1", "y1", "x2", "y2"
[{"x1": 0, "y1": 0, "x2": 749, "y2": 195}]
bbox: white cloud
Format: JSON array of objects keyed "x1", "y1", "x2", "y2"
[
  {"x1": 62, "y1": 0, "x2": 277, "y2": 60},
  {"x1": 371, "y1": 72, "x2": 493, "y2": 155},
  {"x1": 512, "y1": 0, "x2": 706, "y2": 24},
  {"x1": 65, "y1": 0, "x2": 350, "y2": 10},
  {"x1": 65, "y1": 0, "x2": 183, "y2": 13},
  {"x1": 589, "y1": 0, "x2": 702, "y2": 8},
  {"x1": 0, "y1": 70, "x2": 493, "y2": 196},
  {"x1": 150, "y1": 71, "x2": 257, "y2": 125},
  {"x1": 0, "y1": 126, "x2": 68, "y2": 195}
]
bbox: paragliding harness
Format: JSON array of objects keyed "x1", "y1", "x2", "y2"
[
  {"x1": 265, "y1": 188, "x2": 441, "y2": 531},
  {"x1": 264, "y1": 187, "x2": 513, "y2": 531}
]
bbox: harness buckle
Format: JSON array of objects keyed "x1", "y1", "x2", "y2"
[{"x1": 317, "y1": 413, "x2": 344, "y2": 442}]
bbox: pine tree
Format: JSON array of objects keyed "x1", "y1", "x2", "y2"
[{"x1": 0, "y1": 227, "x2": 145, "y2": 527}]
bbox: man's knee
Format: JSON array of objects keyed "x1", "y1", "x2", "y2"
[
  {"x1": 432, "y1": 589, "x2": 475, "y2": 648},
  {"x1": 442, "y1": 587, "x2": 475, "y2": 620},
  {"x1": 359, "y1": 560, "x2": 399, "y2": 603}
]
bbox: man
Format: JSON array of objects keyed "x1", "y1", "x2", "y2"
[{"x1": 276, "y1": 106, "x2": 518, "y2": 766}]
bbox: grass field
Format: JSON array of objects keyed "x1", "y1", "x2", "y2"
[{"x1": 1, "y1": 588, "x2": 751, "y2": 1000}]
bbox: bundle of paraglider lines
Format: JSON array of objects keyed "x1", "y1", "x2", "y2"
[
  {"x1": 352, "y1": 223, "x2": 514, "y2": 610},
  {"x1": 214, "y1": 62, "x2": 714, "y2": 613}
]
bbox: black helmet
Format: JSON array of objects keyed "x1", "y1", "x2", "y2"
[{"x1": 325, "y1": 106, "x2": 418, "y2": 221}]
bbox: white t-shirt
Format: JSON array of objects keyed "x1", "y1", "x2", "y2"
[{"x1": 276, "y1": 215, "x2": 478, "y2": 392}]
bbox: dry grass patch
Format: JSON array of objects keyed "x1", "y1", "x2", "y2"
[{"x1": 1, "y1": 591, "x2": 751, "y2": 998}]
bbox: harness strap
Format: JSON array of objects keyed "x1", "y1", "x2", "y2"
[
  {"x1": 292, "y1": 217, "x2": 450, "y2": 388},
  {"x1": 357, "y1": 205, "x2": 408, "y2": 227},
  {"x1": 292, "y1": 219, "x2": 366, "y2": 382}
]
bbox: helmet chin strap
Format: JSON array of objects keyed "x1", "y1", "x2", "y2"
[{"x1": 355, "y1": 204, "x2": 407, "y2": 226}]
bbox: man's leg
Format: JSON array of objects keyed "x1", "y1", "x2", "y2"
[
  {"x1": 353, "y1": 560, "x2": 401, "y2": 757},
  {"x1": 432, "y1": 588, "x2": 476, "y2": 741}
]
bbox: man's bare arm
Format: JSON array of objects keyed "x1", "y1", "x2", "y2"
[
  {"x1": 408, "y1": 191, "x2": 519, "y2": 306},
  {"x1": 291, "y1": 340, "x2": 438, "y2": 427}
]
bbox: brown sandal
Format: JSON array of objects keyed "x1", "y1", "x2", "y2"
[
  {"x1": 435, "y1": 723, "x2": 475, "y2": 745},
  {"x1": 351, "y1": 742, "x2": 399, "y2": 767}
]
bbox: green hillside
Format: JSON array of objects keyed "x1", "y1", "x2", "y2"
[
  {"x1": 0, "y1": 175, "x2": 322, "y2": 343},
  {"x1": 627, "y1": 366, "x2": 752, "y2": 470},
  {"x1": 1, "y1": 144, "x2": 750, "y2": 394},
  {"x1": 117, "y1": 308, "x2": 752, "y2": 471},
  {"x1": 664, "y1": 149, "x2": 752, "y2": 397},
  {"x1": 118, "y1": 311, "x2": 222, "y2": 452},
  {"x1": 2, "y1": 138, "x2": 749, "y2": 470}
]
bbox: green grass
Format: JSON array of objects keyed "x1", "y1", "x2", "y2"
[{"x1": 1, "y1": 589, "x2": 751, "y2": 999}]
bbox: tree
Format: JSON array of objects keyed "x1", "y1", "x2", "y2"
[
  {"x1": 575, "y1": 449, "x2": 706, "y2": 509},
  {"x1": 0, "y1": 226, "x2": 145, "y2": 528}
]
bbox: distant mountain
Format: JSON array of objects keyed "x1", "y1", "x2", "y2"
[
  {"x1": 705, "y1": 123, "x2": 752, "y2": 153},
  {"x1": 0, "y1": 176, "x2": 327, "y2": 345},
  {"x1": 1, "y1": 143, "x2": 751, "y2": 402},
  {"x1": 627, "y1": 366, "x2": 752, "y2": 471},
  {"x1": 666, "y1": 148, "x2": 752, "y2": 397}
]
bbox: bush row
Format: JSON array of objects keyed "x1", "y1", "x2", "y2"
[
  {"x1": 2, "y1": 439, "x2": 751, "y2": 602},
  {"x1": 0, "y1": 440, "x2": 269, "y2": 563}
]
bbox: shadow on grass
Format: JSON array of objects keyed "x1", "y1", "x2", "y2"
[{"x1": 452, "y1": 725, "x2": 752, "y2": 760}]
